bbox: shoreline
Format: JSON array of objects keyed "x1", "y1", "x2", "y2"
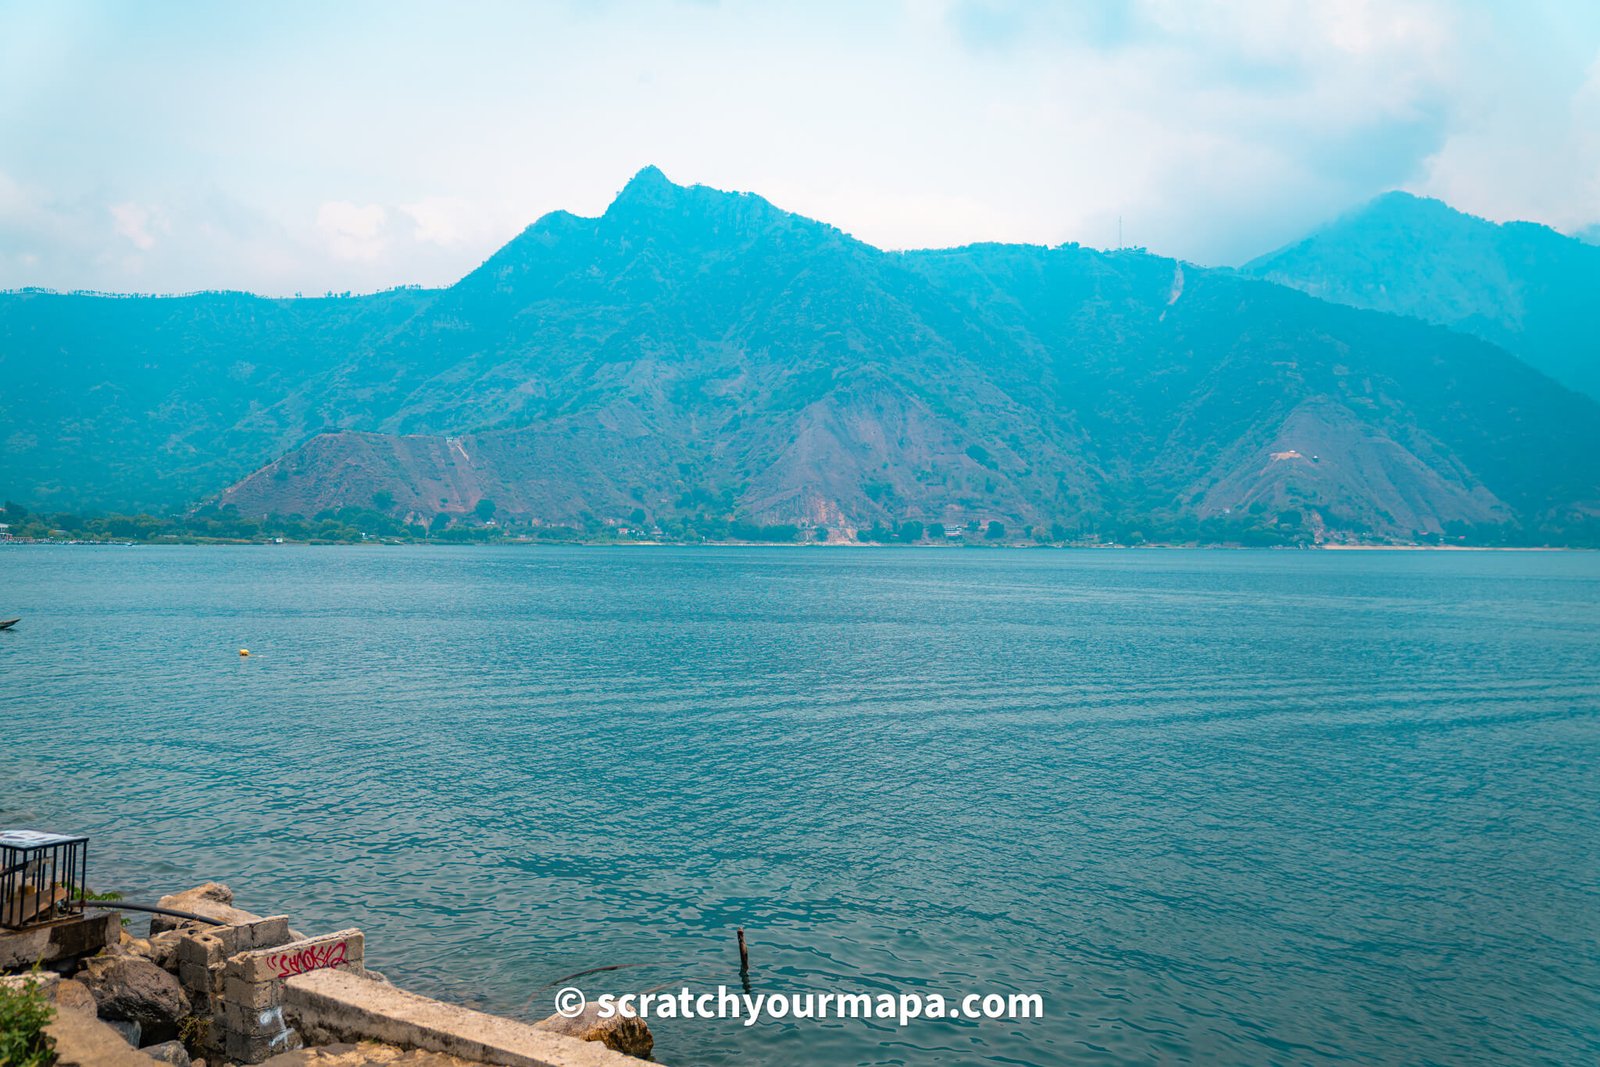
[{"x1": 0, "y1": 538, "x2": 1584, "y2": 552}]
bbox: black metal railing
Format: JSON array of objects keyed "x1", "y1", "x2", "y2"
[{"x1": 0, "y1": 830, "x2": 88, "y2": 929}]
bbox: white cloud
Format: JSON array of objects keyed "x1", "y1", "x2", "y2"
[
  {"x1": 1, "y1": 2, "x2": 1596, "y2": 291},
  {"x1": 1416, "y1": 48, "x2": 1600, "y2": 231},
  {"x1": 109, "y1": 202, "x2": 165, "y2": 251},
  {"x1": 316, "y1": 200, "x2": 389, "y2": 261},
  {"x1": 399, "y1": 196, "x2": 501, "y2": 247},
  {"x1": 0, "y1": 170, "x2": 30, "y2": 220},
  {"x1": 762, "y1": 180, "x2": 1025, "y2": 250}
]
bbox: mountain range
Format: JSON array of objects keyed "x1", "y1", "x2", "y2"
[{"x1": 2, "y1": 167, "x2": 1598, "y2": 545}]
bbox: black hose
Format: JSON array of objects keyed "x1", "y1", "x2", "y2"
[{"x1": 81, "y1": 901, "x2": 228, "y2": 926}]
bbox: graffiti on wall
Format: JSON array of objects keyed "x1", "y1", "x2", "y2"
[{"x1": 264, "y1": 939, "x2": 350, "y2": 978}]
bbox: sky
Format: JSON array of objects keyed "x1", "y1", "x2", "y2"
[{"x1": 2, "y1": 0, "x2": 1598, "y2": 295}]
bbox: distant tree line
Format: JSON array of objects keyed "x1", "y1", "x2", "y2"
[
  {"x1": 3, "y1": 497, "x2": 1589, "y2": 548},
  {"x1": 0, "y1": 499, "x2": 419, "y2": 544}
]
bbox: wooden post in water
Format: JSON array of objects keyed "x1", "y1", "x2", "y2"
[{"x1": 737, "y1": 927, "x2": 749, "y2": 974}]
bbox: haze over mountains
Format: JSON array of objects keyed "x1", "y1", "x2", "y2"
[
  {"x1": 2, "y1": 167, "x2": 1598, "y2": 545},
  {"x1": 1245, "y1": 192, "x2": 1600, "y2": 402}
]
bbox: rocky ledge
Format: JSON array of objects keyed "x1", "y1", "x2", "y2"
[{"x1": 0, "y1": 883, "x2": 653, "y2": 1067}]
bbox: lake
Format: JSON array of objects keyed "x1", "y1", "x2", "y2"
[{"x1": 2, "y1": 545, "x2": 1597, "y2": 1064}]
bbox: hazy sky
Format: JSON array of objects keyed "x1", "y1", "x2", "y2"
[{"x1": 2, "y1": 0, "x2": 1598, "y2": 295}]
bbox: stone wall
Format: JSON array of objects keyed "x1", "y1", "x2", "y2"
[{"x1": 168, "y1": 919, "x2": 371, "y2": 1064}]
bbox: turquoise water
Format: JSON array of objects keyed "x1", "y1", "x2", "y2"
[{"x1": 2, "y1": 545, "x2": 1598, "y2": 1065}]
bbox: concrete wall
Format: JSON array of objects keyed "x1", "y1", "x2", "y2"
[
  {"x1": 0, "y1": 912, "x2": 117, "y2": 970},
  {"x1": 284, "y1": 968, "x2": 651, "y2": 1067}
]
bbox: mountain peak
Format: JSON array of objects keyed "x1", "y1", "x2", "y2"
[
  {"x1": 610, "y1": 164, "x2": 683, "y2": 209},
  {"x1": 598, "y1": 166, "x2": 830, "y2": 246},
  {"x1": 1353, "y1": 190, "x2": 1467, "y2": 225},
  {"x1": 1368, "y1": 190, "x2": 1432, "y2": 208},
  {"x1": 628, "y1": 163, "x2": 671, "y2": 187}
]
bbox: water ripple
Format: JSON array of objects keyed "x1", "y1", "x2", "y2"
[{"x1": 2, "y1": 545, "x2": 1598, "y2": 1065}]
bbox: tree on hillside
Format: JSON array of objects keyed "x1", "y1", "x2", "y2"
[{"x1": 475, "y1": 498, "x2": 497, "y2": 521}]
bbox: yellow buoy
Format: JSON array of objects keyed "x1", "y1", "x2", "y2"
[{"x1": 239, "y1": 649, "x2": 251, "y2": 657}]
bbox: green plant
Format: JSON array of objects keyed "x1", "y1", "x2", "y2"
[
  {"x1": 177, "y1": 1012, "x2": 209, "y2": 1054},
  {"x1": 71, "y1": 887, "x2": 128, "y2": 926},
  {"x1": 74, "y1": 887, "x2": 122, "y2": 903},
  {"x1": 0, "y1": 969, "x2": 56, "y2": 1067}
]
